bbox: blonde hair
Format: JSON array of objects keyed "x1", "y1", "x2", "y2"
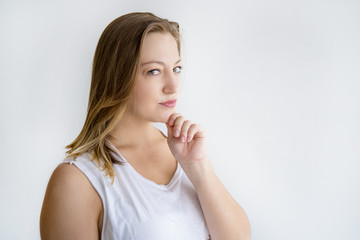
[{"x1": 65, "y1": 12, "x2": 182, "y2": 184}]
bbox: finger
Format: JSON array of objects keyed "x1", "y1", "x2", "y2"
[
  {"x1": 186, "y1": 124, "x2": 203, "y2": 142},
  {"x1": 167, "y1": 113, "x2": 182, "y2": 126},
  {"x1": 166, "y1": 113, "x2": 182, "y2": 138},
  {"x1": 172, "y1": 115, "x2": 185, "y2": 138},
  {"x1": 180, "y1": 120, "x2": 193, "y2": 142}
]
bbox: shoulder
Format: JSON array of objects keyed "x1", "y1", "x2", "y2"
[
  {"x1": 48, "y1": 161, "x2": 101, "y2": 194},
  {"x1": 40, "y1": 162, "x2": 103, "y2": 239}
]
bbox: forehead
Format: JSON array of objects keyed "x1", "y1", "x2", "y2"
[{"x1": 139, "y1": 32, "x2": 179, "y2": 64}]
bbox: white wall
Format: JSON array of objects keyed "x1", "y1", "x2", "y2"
[{"x1": 1, "y1": 0, "x2": 359, "y2": 239}]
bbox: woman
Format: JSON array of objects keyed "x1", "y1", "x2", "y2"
[{"x1": 40, "y1": 12, "x2": 251, "y2": 240}]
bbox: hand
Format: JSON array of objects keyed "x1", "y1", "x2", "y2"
[{"x1": 165, "y1": 112, "x2": 208, "y2": 165}]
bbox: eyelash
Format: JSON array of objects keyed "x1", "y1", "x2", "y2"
[{"x1": 147, "y1": 66, "x2": 183, "y2": 76}]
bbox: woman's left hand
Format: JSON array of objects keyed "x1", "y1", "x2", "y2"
[{"x1": 165, "y1": 112, "x2": 208, "y2": 165}]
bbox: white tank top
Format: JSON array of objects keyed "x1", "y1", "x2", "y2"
[{"x1": 61, "y1": 139, "x2": 211, "y2": 240}]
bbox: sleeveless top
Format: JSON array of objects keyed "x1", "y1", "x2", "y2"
[{"x1": 61, "y1": 138, "x2": 211, "y2": 240}]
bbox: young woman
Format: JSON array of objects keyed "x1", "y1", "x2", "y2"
[{"x1": 40, "y1": 12, "x2": 251, "y2": 240}]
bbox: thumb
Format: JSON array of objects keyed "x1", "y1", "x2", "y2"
[{"x1": 165, "y1": 122, "x2": 173, "y2": 139}]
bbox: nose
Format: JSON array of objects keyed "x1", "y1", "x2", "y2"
[{"x1": 163, "y1": 68, "x2": 179, "y2": 94}]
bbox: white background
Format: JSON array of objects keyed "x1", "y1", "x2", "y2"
[{"x1": 1, "y1": 0, "x2": 359, "y2": 239}]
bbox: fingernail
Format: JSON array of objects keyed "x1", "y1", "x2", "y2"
[
  {"x1": 187, "y1": 136, "x2": 191, "y2": 142},
  {"x1": 169, "y1": 118, "x2": 174, "y2": 125},
  {"x1": 175, "y1": 130, "x2": 180, "y2": 137},
  {"x1": 182, "y1": 135, "x2": 186, "y2": 142}
]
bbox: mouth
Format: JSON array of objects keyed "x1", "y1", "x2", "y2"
[{"x1": 159, "y1": 99, "x2": 177, "y2": 108}]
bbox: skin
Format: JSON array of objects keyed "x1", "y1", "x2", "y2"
[
  {"x1": 166, "y1": 114, "x2": 251, "y2": 239},
  {"x1": 40, "y1": 162, "x2": 103, "y2": 240},
  {"x1": 107, "y1": 31, "x2": 182, "y2": 149},
  {"x1": 40, "y1": 31, "x2": 251, "y2": 239}
]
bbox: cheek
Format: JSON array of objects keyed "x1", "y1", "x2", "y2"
[{"x1": 134, "y1": 82, "x2": 157, "y2": 103}]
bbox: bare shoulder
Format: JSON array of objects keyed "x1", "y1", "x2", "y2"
[{"x1": 40, "y1": 162, "x2": 103, "y2": 240}]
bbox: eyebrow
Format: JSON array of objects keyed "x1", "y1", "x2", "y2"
[{"x1": 140, "y1": 59, "x2": 182, "y2": 67}]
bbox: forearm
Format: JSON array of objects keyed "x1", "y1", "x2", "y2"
[{"x1": 181, "y1": 158, "x2": 251, "y2": 240}]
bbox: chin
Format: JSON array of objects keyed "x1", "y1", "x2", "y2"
[{"x1": 159, "y1": 111, "x2": 176, "y2": 123}]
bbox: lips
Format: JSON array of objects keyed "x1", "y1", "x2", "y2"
[
  {"x1": 160, "y1": 99, "x2": 177, "y2": 108},
  {"x1": 161, "y1": 99, "x2": 177, "y2": 104}
]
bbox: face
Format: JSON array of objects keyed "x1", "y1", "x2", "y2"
[{"x1": 129, "y1": 32, "x2": 182, "y2": 123}]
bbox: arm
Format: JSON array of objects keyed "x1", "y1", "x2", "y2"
[
  {"x1": 164, "y1": 113, "x2": 251, "y2": 239},
  {"x1": 181, "y1": 158, "x2": 251, "y2": 240},
  {"x1": 40, "y1": 163, "x2": 103, "y2": 240}
]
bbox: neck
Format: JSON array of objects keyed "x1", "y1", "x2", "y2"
[{"x1": 107, "y1": 113, "x2": 165, "y2": 150}]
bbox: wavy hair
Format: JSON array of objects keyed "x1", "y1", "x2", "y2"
[{"x1": 64, "y1": 12, "x2": 181, "y2": 184}]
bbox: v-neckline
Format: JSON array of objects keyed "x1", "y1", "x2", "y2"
[{"x1": 106, "y1": 131, "x2": 181, "y2": 190}]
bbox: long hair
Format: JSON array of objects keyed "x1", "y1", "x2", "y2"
[{"x1": 65, "y1": 12, "x2": 182, "y2": 184}]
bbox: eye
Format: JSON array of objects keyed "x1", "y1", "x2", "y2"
[
  {"x1": 147, "y1": 69, "x2": 160, "y2": 76},
  {"x1": 174, "y1": 66, "x2": 183, "y2": 73},
  {"x1": 147, "y1": 66, "x2": 182, "y2": 76}
]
